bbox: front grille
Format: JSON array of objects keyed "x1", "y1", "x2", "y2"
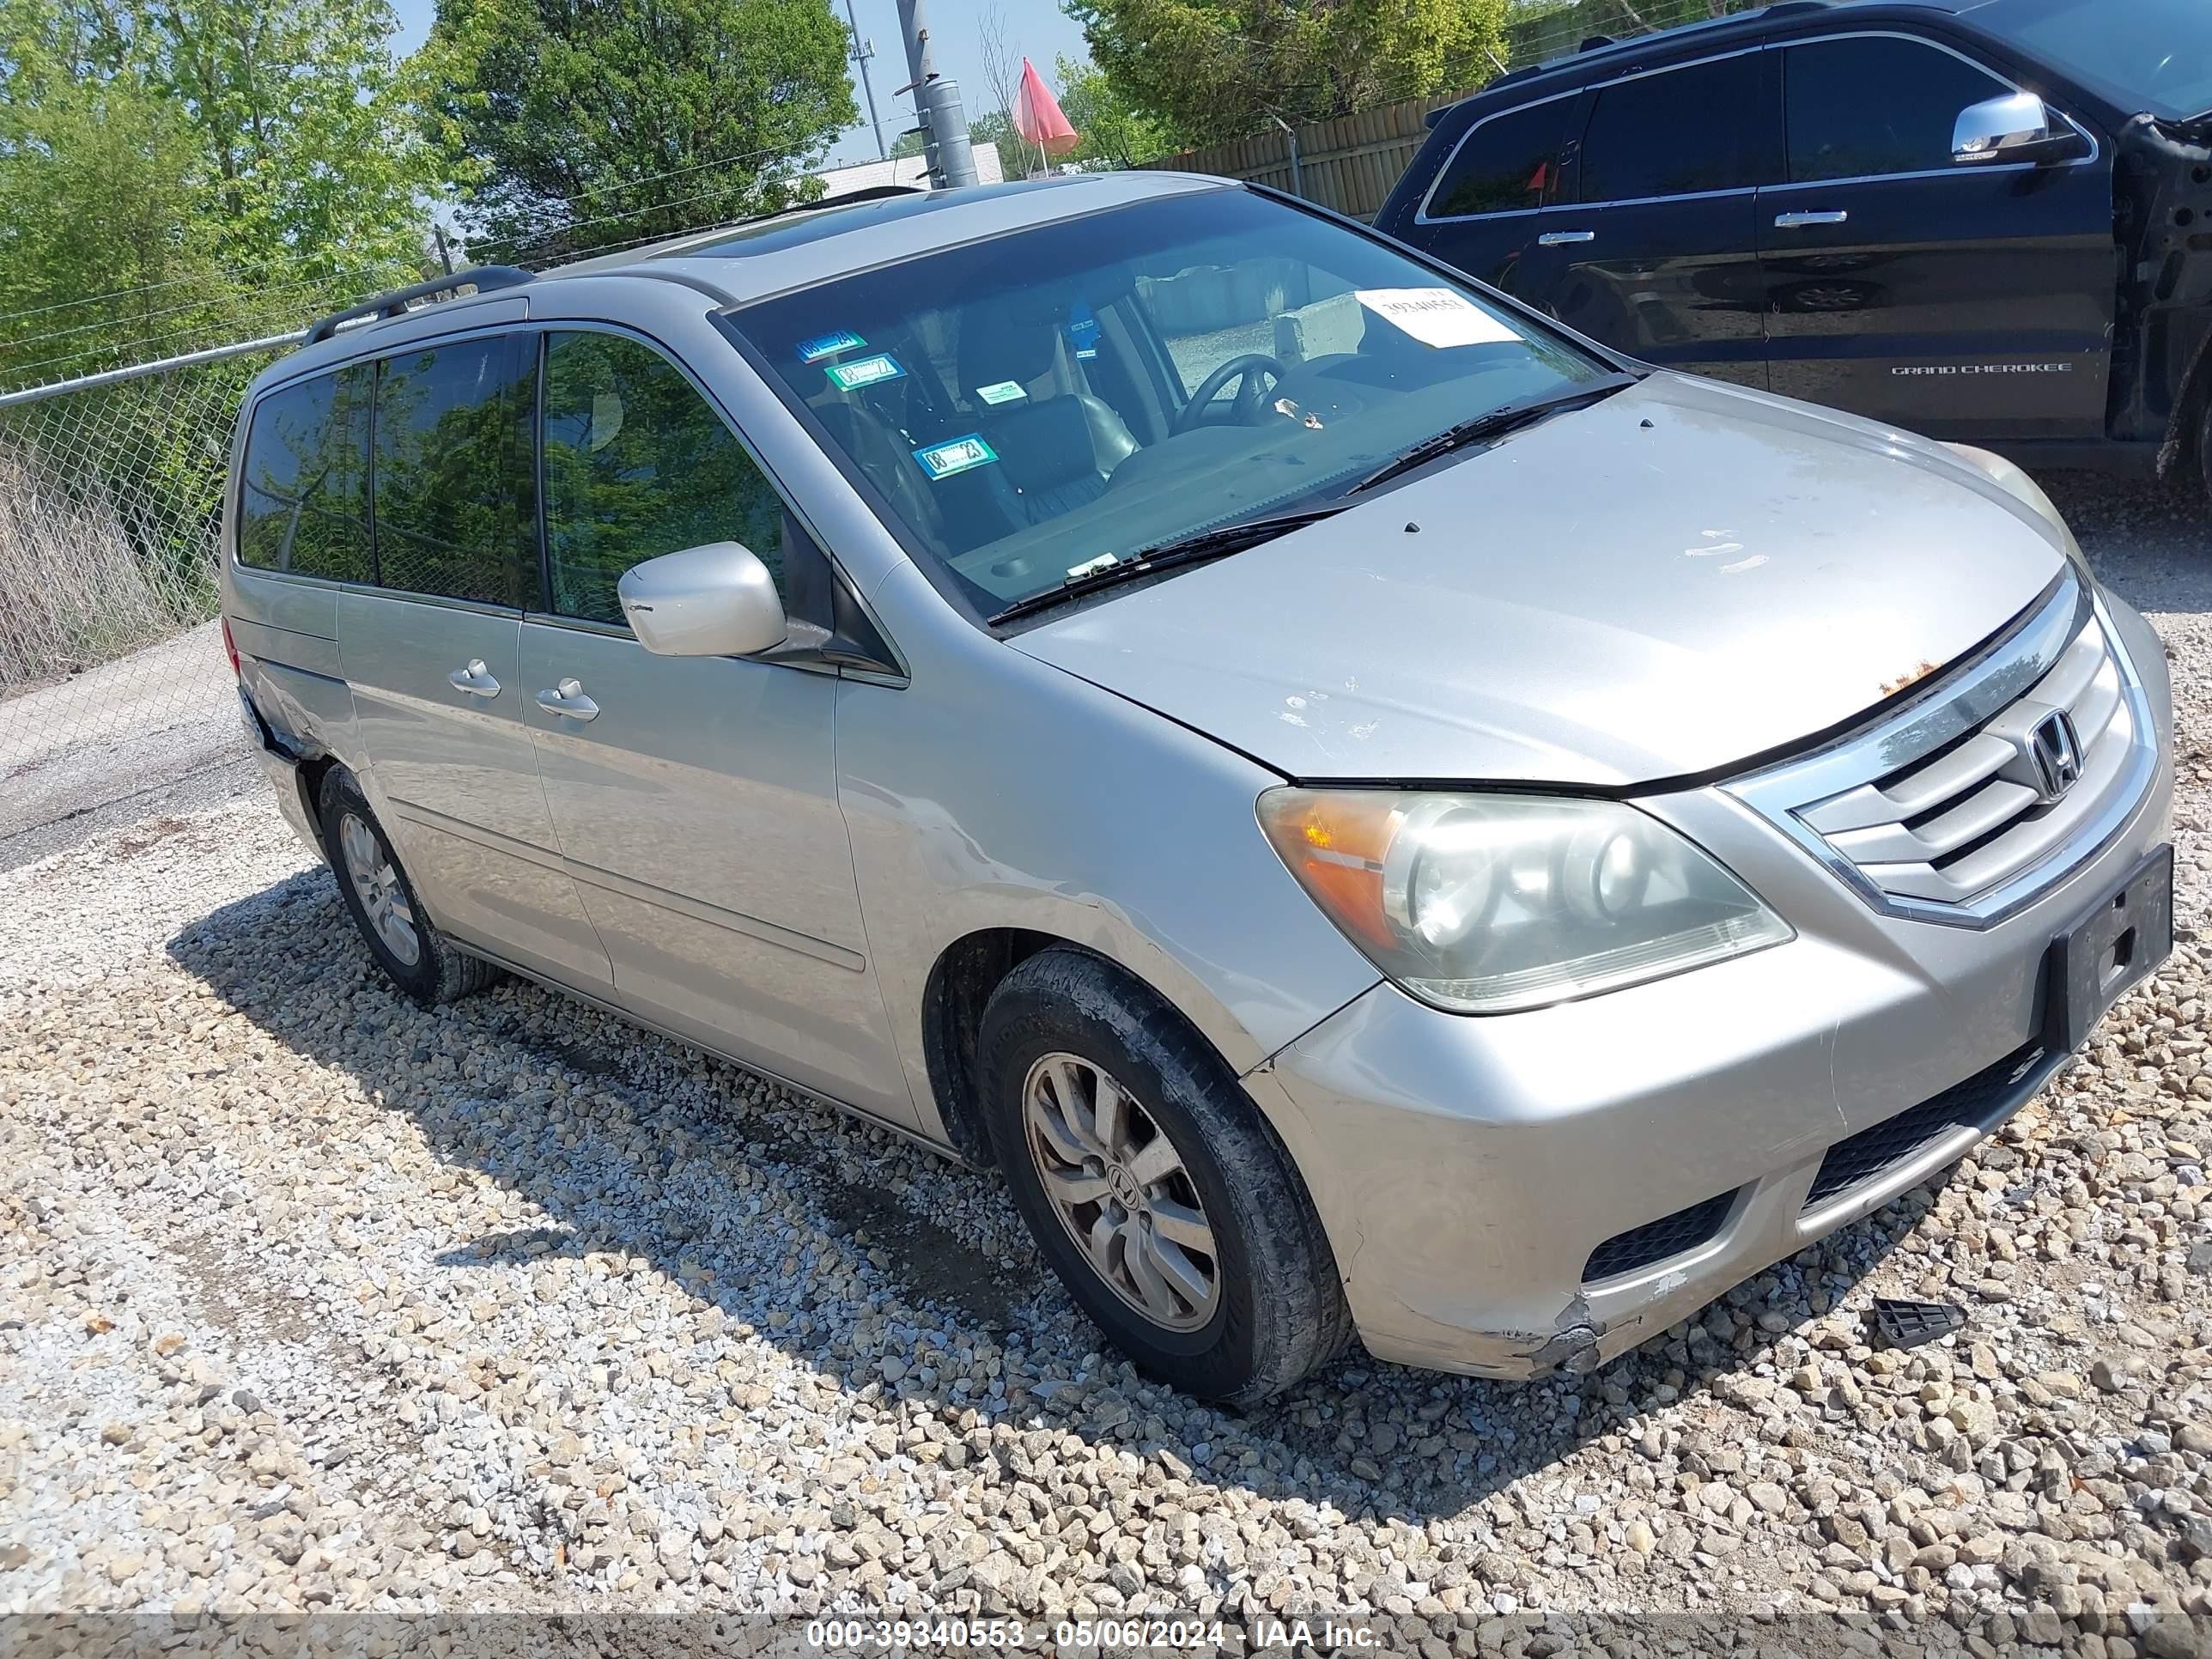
[
  {"x1": 1804, "y1": 1042, "x2": 2045, "y2": 1209},
  {"x1": 1729, "y1": 577, "x2": 2158, "y2": 926},
  {"x1": 1800, "y1": 617, "x2": 2132, "y2": 908},
  {"x1": 1583, "y1": 1188, "x2": 1738, "y2": 1283}
]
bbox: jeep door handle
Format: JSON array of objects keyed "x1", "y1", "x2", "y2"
[
  {"x1": 1774, "y1": 210, "x2": 1850, "y2": 228},
  {"x1": 1537, "y1": 229, "x2": 1596, "y2": 246},
  {"x1": 448, "y1": 659, "x2": 501, "y2": 697},
  {"x1": 536, "y1": 678, "x2": 600, "y2": 722}
]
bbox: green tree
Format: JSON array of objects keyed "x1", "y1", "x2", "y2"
[
  {"x1": 1055, "y1": 53, "x2": 1172, "y2": 170},
  {"x1": 1068, "y1": 0, "x2": 1512, "y2": 148},
  {"x1": 427, "y1": 0, "x2": 859, "y2": 264},
  {"x1": 0, "y1": 0, "x2": 439, "y2": 382}
]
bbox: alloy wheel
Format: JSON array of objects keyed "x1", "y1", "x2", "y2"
[
  {"x1": 338, "y1": 811, "x2": 422, "y2": 968},
  {"x1": 1022, "y1": 1052, "x2": 1221, "y2": 1332}
]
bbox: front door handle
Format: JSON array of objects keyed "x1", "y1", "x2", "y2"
[
  {"x1": 448, "y1": 659, "x2": 501, "y2": 697},
  {"x1": 1537, "y1": 229, "x2": 1596, "y2": 246},
  {"x1": 536, "y1": 678, "x2": 600, "y2": 722},
  {"x1": 1774, "y1": 210, "x2": 1850, "y2": 228}
]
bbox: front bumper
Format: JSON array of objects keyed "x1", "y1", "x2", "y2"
[{"x1": 1253, "y1": 595, "x2": 2174, "y2": 1379}]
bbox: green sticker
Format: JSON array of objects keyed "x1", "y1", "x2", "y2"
[
  {"x1": 913, "y1": 433, "x2": 999, "y2": 480},
  {"x1": 975, "y1": 380, "x2": 1028, "y2": 406},
  {"x1": 824, "y1": 353, "x2": 905, "y2": 391}
]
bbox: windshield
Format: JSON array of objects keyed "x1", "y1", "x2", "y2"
[
  {"x1": 1972, "y1": 0, "x2": 2212, "y2": 121},
  {"x1": 725, "y1": 188, "x2": 1609, "y2": 616}
]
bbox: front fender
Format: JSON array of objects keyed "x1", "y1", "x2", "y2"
[{"x1": 836, "y1": 564, "x2": 1383, "y2": 1151}]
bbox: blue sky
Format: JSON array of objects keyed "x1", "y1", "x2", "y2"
[{"x1": 386, "y1": 0, "x2": 1091, "y2": 170}]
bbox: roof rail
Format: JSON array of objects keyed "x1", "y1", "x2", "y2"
[
  {"x1": 1578, "y1": 33, "x2": 1615, "y2": 51},
  {"x1": 305, "y1": 265, "x2": 533, "y2": 345},
  {"x1": 789, "y1": 183, "x2": 928, "y2": 213}
]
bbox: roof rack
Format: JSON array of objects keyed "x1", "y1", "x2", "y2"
[{"x1": 305, "y1": 265, "x2": 533, "y2": 345}]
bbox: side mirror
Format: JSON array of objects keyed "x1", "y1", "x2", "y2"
[
  {"x1": 617, "y1": 541, "x2": 787, "y2": 658},
  {"x1": 1953, "y1": 92, "x2": 2086, "y2": 167}
]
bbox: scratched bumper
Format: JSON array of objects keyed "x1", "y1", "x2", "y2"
[{"x1": 1253, "y1": 614, "x2": 2172, "y2": 1379}]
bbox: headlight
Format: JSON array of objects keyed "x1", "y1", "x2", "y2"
[{"x1": 1257, "y1": 789, "x2": 1792, "y2": 1015}]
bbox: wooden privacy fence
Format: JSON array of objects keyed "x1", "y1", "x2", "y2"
[{"x1": 1134, "y1": 93, "x2": 1474, "y2": 223}]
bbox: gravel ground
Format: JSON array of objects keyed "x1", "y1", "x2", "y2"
[{"x1": 2, "y1": 478, "x2": 2209, "y2": 1650}]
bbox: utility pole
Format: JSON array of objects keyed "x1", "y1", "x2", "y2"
[
  {"x1": 893, "y1": 0, "x2": 979, "y2": 188},
  {"x1": 844, "y1": 0, "x2": 887, "y2": 161}
]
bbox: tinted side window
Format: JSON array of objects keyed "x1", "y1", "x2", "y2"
[
  {"x1": 372, "y1": 336, "x2": 535, "y2": 606},
  {"x1": 236, "y1": 368, "x2": 372, "y2": 581},
  {"x1": 1427, "y1": 101, "x2": 1569, "y2": 218},
  {"x1": 1785, "y1": 36, "x2": 2010, "y2": 183},
  {"x1": 1579, "y1": 54, "x2": 1765, "y2": 203},
  {"x1": 542, "y1": 331, "x2": 787, "y2": 629}
]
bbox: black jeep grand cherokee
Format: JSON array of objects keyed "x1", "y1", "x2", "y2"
[{"x1": 1377, "y1": 0, "x2": 2212, "y2": 501}]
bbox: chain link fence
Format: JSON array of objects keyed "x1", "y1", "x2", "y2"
[{"x1": 0, "y1": 336, "x2": 296, "y2": 860}]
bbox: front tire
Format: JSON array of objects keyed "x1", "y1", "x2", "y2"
[
  {"x1": 978, "y1": 948, "x2": 1350, "y2": 1405},
  {"x1": 317, "y1": 769, "x2": 497, "y2": 1006}
]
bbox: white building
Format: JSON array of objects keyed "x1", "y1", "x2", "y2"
[{"x1": 812, "y1": 142, "x2": 1005, "y2": 195}]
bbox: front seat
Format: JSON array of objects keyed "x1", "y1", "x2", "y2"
[{"x1": 956, "y1": 311, "x2": 1139, "y2": 525}]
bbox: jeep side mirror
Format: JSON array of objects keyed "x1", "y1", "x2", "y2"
[
  {"x1": 1953, "y1": 92, "x2": 2087, "y2": 167},
  {"x1": 617, "y1": 541, "x2": 788, "y2": 658}
]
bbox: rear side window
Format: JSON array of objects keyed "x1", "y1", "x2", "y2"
[
  {"x1": 1425, "y1": 100, "x2": 1570, "y2": 219},
  {"x1": 1785, "y1": 36, "x2": 2011, "y2": 183},
  {"x1": 236, "y1": 368, "x2": 372, "y2": 581},
  {"x1": 371, "y1": 336, "x2": 536, "y2": 606},
  {"x1": 540, "y1": 331, "x2": 787, "y2": 628},
  {"x1": 1578, "y1": 54, "x2": 1766, "y2": 203}
]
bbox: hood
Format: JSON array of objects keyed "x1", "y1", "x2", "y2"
[{"x1": 1011, "y1": 374, "x2": 2070, "y2": 787}]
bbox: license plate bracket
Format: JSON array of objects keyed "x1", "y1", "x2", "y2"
[{"x1": 2042, "y1": 844, "x2": 2173, "y2": 1054}]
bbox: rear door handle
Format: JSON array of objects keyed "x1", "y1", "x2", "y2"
[
  {"x1": 448, "y1": 659, "x2": 501, "y2": 697},
  {"x1": 1774, "y1": 210, "x2": 1849, "y2": 228},
  {"x1": 1537, "y1": 230, "x2": 1596, "y2": 246},
  {"x1": 536, "y1": 677, "x2": 600, "y2": 722}
]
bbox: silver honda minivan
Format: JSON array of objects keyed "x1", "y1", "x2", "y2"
[{"x1": 222, "y1": 173, "x2": 2173, "y2": 1403}]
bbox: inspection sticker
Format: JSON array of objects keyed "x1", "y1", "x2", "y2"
[
  {"x1": 823, "y1": 353, "x2": 905, "y2": 391},
  {"x1": 913, "y1": 433, "x2": 999, "y2": 480},
  {"x1": 1354, "y1": 288, "x2": 1522, "y2": 349},
  {"x1": 975, "y1": 380, "x2": 1028, "y2": 405},
  {"x1": 797, "y1": 329, "x2": 866, "y2": 362}
]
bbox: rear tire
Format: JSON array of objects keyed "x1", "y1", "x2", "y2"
[
  {"x1": 317, "y1": 769, "x2": 498, "y2": 1006},
  {"x1": 977, "y1": 947, "x2": 1350, "y2": 1405}
]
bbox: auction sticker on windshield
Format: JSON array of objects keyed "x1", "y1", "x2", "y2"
[
  {"x1": 1355, "y1": 289, "x2": 1522, "y2": 349},
  {"x1": 914, "y1": 434, "x2": 999, "y2": 480},
  {"x1": 825, "y1": 353, "x2": 906, "y2": 391},
  {"x1": 798, "y1": 329, "x2": 866, "y2": 362}
]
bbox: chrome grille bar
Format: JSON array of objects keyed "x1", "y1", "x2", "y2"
[{"x1": 1729, "y1": 573, "x2": 2160, "y2": 929}]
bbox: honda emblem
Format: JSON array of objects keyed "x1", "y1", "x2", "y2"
[{"x1": 2025, "y1": 709, "x2": 2083, "y2": 805}]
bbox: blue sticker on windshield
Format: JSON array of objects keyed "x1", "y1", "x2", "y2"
[
  {"x1": 798, "y1": 329, "x2": 866, "y2": 363},
  {"x1": 824, "y1": 353, "x2": 905, "y2": 391},
  {"x1": 913, "y1": 433, "x2": 999, "y2": 480},
  {"x1": 1066, "y1": 301, "x2": 1101, "y2": 362}
]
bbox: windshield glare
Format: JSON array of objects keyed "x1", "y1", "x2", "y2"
[
  {"x1": 726, "y1": 189, "x2": 1607, "y2": 615},
  {"x1": 1978, "y1": 0, "x2": 2212, "y2": 121}
]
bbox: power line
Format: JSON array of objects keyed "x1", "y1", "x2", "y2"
[
  {"x1": 1, "y1": 266, "x2": 386, "y2": 356},
  {"x1": 0, "y1": 252, "x2": 421, "y2": 331}
]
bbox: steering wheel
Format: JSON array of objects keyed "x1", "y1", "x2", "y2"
[{"x1": 1173, "y1": 353, "x2": 1289, "y2": 434}]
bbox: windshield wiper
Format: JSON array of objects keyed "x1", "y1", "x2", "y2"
[
  {"x1": 1346, "y1": 375, "x2": 1639, "y2": 497},
  {"x1": 988, "y1": 506, "x2": 1346, "y2": 626}
]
